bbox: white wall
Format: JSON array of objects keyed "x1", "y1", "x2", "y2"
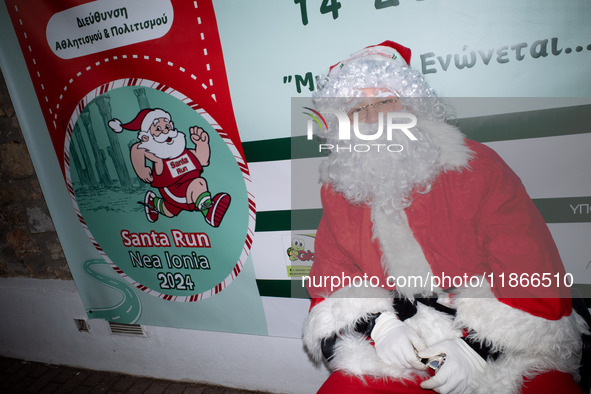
[{"x1": 0, "y1": 277, "x2": 330, "y2": 393}]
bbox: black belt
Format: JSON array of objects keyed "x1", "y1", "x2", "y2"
[{"x1": 321, "y1": 294, "x2": 501, "y2": 362}]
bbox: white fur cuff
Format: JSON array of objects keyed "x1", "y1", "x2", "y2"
[
  {"x1": 302, "y1": 286, "x2": 393, "y2": 363},
  {"x1": 453, "y1": 284, "x2": 588, "y2": 393}
]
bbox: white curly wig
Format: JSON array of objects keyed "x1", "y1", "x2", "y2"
[{"x1": 314, "y1": 54, "x2": 447, "y2": 122}]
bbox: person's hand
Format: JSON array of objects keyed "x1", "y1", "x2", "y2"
[
  {"x1": 370, "y1": 312, "x2": 427, "y2": 370},
  {"x1": 190, "y1": 126, "x2": 209, "y2": 146},
  {"x1": 419, "y1": 338, "x2": 486, "y2": 394},
  {"x1": 136, "y1": 166, "x2": 153, "y2": 183}
]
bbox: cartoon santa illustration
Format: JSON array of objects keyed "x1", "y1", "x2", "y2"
[{"x1": 109, "y1": 108, "x2": 230, "y2": 227}]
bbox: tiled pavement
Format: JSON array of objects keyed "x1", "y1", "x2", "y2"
[{"x1": 0, "y1": 357, "x2": 272, "y2": 393}]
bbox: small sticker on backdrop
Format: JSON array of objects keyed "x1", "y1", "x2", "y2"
[{"x1": 283, "y1": 233, "x2": 315, "y2": 278}]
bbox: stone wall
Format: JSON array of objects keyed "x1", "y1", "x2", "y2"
[{"x1": 0, "y1": 71, "x2": 71, "y2": 279}]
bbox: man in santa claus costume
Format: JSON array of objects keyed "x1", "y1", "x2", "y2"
[{"x1": 302, "y1": 41, "x2": 589, "y2": 393}]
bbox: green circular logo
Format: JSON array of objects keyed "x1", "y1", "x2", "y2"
[{"x1": 66, "y1": 80, "x2": 253, "y2": 301}]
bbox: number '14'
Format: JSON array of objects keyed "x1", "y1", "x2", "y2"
[{"x1": 294, "y1": 0, "x2": 342, "y2": 26}]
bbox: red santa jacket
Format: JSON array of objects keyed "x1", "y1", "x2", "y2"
[{"x1": 308, "y1": 139, "x2": 571, "y2": 317}]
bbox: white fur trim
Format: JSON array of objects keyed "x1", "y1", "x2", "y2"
[
  {"x1": 369, "y1": 120, "x2": 472, "y2": 298},
  {"x1": 421, "y1": 118, "x2": 474, "y2": 172},
  {"x1": 371, "y1": 209, "x2": 435, "y2": 298},
  {"x1": 302, "y1": 285, "x2": 393, "y2": 364},
  {"x1": 141, "y1": 109, "x2": 170, "y2": 132},
  {"x1": 108, "y1": 119, "x2": 122, "y2": 132},
  {"x1": 330, "y1": 331, "x2": 427, "y2": 382},
  {"x1": 330, "y1": 45, "x2": 407, "y2": 77},
  {"x1": 453, "y1": 283, "x2": 588, "y2": 393},
  {"x1": 303, "y1": 287, "x2": 461, "y2": 381}
]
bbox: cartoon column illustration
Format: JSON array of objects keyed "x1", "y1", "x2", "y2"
[
  {"x1": 94, "y1": 95, "x2": 133, "y2": 190},
  {"x1": 72, "y1": 123, "x2": 97, "y2": 188},
  {"x1": 134, "y1": 88, "x2": 151, "y2": 110},
  {"x1": 69, "y1": 135, "x2": 86, "y2": 186},
  {"x1": 80, "y1": 110, "x2": 112, "y2": 188}
]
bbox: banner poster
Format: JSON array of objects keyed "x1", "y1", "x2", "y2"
[
  {"x1": 3, "y1": 0, "x2": 267, "y2": 334},
  {"x1": 4, "y1": 0, "x2": 591, "y2": 338}
]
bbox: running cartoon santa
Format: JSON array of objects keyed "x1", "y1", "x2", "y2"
[{"x1": 109, "y1": 108, "x2": 230, "y2": 227}]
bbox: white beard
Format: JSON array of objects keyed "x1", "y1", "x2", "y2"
[
  {"x1": 319, "y1": 116, "x2": 445, "y2": 217},
  {"x1": 139, "y1": 130, "x2": 186, "y2": 159}
]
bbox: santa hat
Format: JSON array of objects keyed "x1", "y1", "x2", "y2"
[
  {"x1": 108, "y1": 108, "x2": 171, "y2": 133},
  {"x1": 328, "y1": 40, "x2": 411, "y2": 76}
]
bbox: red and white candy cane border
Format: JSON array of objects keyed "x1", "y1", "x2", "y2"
[{"x1": 64, "y1": 78, "x2": 256, "y2": 302}]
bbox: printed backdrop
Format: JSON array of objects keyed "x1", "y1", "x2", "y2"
[
  {"x1": 1, "y1": 0, "x2": 264, "y2": 334},
  {"x1": 1, "y1": 0, "x2": 589, "y2": 337}
]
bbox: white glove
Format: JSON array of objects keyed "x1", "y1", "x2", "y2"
[
  {"x1": 370, "y1": 311, "x2": 427, "y2": 370},
  {"x1": 418, "y1": 338, "x2": 487, "y2": 394}
]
